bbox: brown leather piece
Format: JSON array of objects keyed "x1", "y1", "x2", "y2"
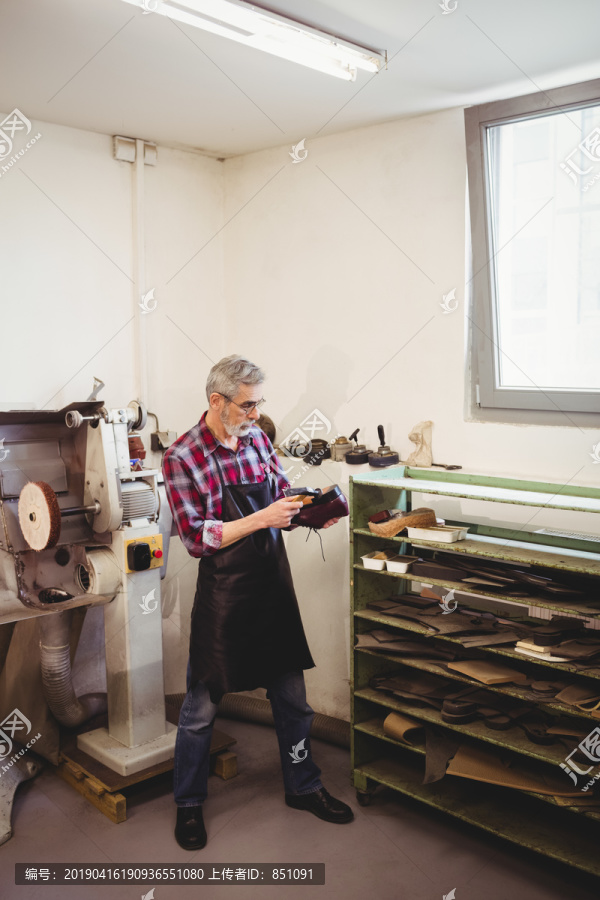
[
  {"x1": 447, "y1": 659, "x2": 528, "y2": 685},
  {"x1": 458, "y1": 631, "x2": 521, "y2": 647},
  {"x1": 376, "y1": 602, "x2": 506, "y2": 637},
  {"x1": 554, "y1": 639, "x2": 600, "y2": 660},
  {"x1": 446, "y1": 744, "x2": 581, "y2": 796},
  {"x1": 555, "y1": 684, "x2": 600, "y2": 706},
  {"x1": 423, "y1": 727, "x2": 461, "y2": 784},
  {"x1": 355, "y1": 631, "x2": 456, "y2": 660},
  {"x1": 383, "y1": 712, "x2": 424, "y2": 745},
  {"x1": 412, "y1": 561, "x2": 469, "y2": 582}
]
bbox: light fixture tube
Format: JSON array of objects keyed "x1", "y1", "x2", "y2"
[{"x1": 122, "y1": 0, "x2": 384, "y2": 81}]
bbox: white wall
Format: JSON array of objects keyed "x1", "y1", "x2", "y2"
[
  {"x1": 0, "y1": 119, "x2": 134, "y2": 410},
  {"x1": 0, "y1": 115, "x2": 226, "y2": 698},
  {"x1": 143, "y1": 144, "x2": 227, "y2": 694},
  {"x1": 223, "y1": 107, "x2": 600, "y2": 720}
]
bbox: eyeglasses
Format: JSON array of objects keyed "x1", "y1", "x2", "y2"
[{"x1": 216, "y1": 393, "x2": 266, "y2": 415}]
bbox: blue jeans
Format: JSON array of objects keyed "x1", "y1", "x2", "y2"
[{"x1": 174, "y1": 664, "x2": 323, "y2": 807}]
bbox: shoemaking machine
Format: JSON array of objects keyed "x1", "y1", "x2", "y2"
[{"x1": 0, "y1": 399, "x2": 175, "y2": 838}]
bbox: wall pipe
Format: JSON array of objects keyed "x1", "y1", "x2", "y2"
[{"x1": 133, "y1": 137, "x2": 148, "y2": 408}]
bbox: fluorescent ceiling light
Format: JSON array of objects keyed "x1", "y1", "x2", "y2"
[{"x1": 122, "y1": 0, "x2": 385, "y2": 81}]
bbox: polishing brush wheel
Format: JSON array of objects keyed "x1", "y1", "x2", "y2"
[{"x1": 18, "y1": 481, "x2": 62, "y2": 551}]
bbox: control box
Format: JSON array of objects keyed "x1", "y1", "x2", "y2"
[{"x1": 124, "y1": 534, "x2": 164, "y2": 573}]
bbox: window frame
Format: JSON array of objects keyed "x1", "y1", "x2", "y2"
[{"x1": 465, "y1": 77, "x2": 600, "y2": 417}]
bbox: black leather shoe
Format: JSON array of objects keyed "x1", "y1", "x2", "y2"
[
  {"x1": 175, "y1": 805, "x2": 207, "y2": 850},
  {"x1": 285, "y1": 787, "x2": 354, "y2": 824}
]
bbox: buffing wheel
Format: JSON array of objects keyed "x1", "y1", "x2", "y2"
[{"x1": 18, "y1": 481, "x2": 62, "y2": 551}]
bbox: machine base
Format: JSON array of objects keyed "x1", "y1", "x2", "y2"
[
  {"x1": 57, "y1": 724, "x2": 237, "y2": 823},
  {"x1": 77, "y1": 722, "x2": 177, "y2": 776}
]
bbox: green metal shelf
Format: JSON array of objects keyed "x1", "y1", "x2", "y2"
[
  {"x1": 352, "y1": 563, "x2": 600, "y2": 619},
  {"x1": 352, "y1": 528, "x2": 600, "y2": 576},
  {"x1": 355, "y1": 648, "x2": 598, "y2": 723},
  {"x1": 349, "y1": 469, "x2": 600, "y2": 877},
  {"x1": 353, "y1": 755, "x2": 600, "y2": 877},
  {"x1": 351, "y1": 466, "x2": 600, "y2": 514},
  {"x1": 354, "y1": 717, "x2": 600, "y2": 823},
  {"x1": 354, "y1": 689, "x2": 568, "y2": 767},
  {"x1": 354, "y1": 606, "x2": 600, "y2": 682}
]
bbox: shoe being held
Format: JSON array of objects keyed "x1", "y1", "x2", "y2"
[
  {"x1": 286, "y1": 486, "x2": 349, "y2": 530},
  {"x1": 285, "y1": 787, "x2": 354, "y2": 823}
]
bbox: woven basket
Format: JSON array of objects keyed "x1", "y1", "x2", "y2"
[{"x1": 367, "y1": 507, "x2": 437, "y2": 538}]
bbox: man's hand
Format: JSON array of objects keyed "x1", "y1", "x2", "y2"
[
  {"x1": 321, "y1": 517, "x2": 341, "y2": 529},
  {"x1": 258, "y1": 497, "x2": 303, "y2": 529}
]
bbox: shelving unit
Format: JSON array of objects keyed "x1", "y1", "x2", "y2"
[{"x1": 349, "y1": 466, "x2": 600, "y2": 877}]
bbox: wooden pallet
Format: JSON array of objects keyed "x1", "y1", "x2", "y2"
[{"x1": 54, "y1": 711, "x2": 237, "y2": 824}]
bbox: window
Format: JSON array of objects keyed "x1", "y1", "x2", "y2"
[{"x1": 465, "y1": 79, "x2": 600, "y2": 415}]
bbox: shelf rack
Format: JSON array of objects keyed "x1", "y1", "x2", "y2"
[{"x1": 349, "y1": 466, "x2": 600, "y2": 877}]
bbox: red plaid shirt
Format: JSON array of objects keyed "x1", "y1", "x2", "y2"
[{"x1": 162, "y1": 411, "x2": 290, "y2": 557}]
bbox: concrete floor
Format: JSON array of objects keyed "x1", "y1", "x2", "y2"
[{"x1": 2, "y1": 717, "x2": 599, "y2": 900}]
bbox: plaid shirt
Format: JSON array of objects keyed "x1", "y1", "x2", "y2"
[{"x1": 162, "y1": 411, "x2": 290, "y2": 557}]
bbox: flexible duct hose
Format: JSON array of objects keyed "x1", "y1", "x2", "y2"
[
  {"x1": 37, "y1": 608, "x2": 348, "y2": 745},
  {"x1": 166, "y1": 691, "x2": 350, "y2": 749},
  {"x1": 38, "y1": 611, "x2": 107, "y2": 728}
]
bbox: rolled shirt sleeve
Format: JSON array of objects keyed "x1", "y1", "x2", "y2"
[{"x1": 162, "y1": 451, "x2": 223, "y2": 557}]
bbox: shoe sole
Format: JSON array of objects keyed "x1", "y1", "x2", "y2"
[{"x1": 285, "y1": 797, "x2": 354, "y2": 824}]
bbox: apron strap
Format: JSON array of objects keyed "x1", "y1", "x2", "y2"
[{"x1": 249, "y1": 437, "x2": 278, "y2": 494}]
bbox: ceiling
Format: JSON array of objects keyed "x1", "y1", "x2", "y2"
[{"x1": 2, "y1": 0, "x2": 600, "y2": 157}]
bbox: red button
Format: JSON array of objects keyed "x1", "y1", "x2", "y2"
[{"x1": 153, "y1": 549, "x2": 163, "y2": 558}]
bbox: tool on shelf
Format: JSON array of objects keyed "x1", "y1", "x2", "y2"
[
  {"x1": 330, "y1": 435, "x2": 353, "y2": 461},
  {"x1": 345, "y1": 429, "x2": 371, "y2": 465},
  {"x1": 304, "y1": 438, "x2": 331, "y2": 466},
  {"x1": 368, "y1": 425, "x2": 400, "y2": 467}
]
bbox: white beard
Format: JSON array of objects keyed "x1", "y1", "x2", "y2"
[{"x1": 220, "y1": 405, "x2": 253, "y2": 438}]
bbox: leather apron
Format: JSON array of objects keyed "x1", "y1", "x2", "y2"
[{"x1": 189, "y1": 443, "x2": 315, "y2": 703}]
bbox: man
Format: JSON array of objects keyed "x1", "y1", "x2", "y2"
[{"x1": 163, "y1": 355, "x2": 353, "y2": 851}]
